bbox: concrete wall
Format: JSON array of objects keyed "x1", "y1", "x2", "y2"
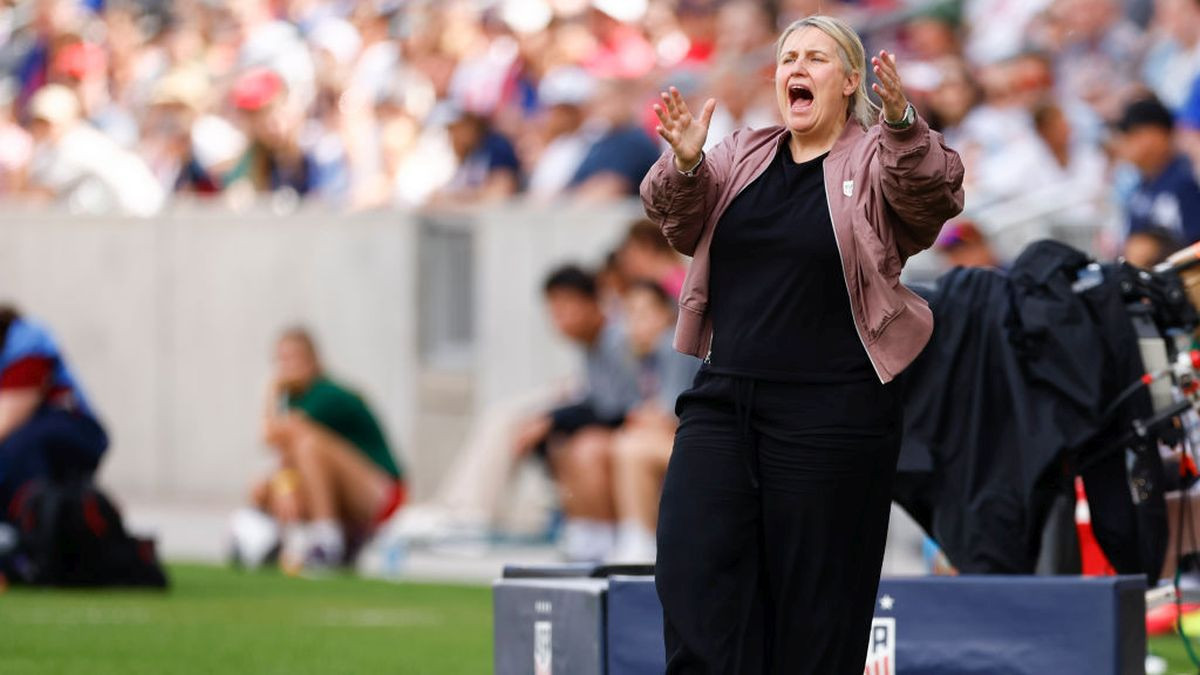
[{"x1": 0, "y1": 202, "x2": 639, "y2": 505}]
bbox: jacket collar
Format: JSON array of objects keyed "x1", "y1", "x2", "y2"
[
  {"x1": 829, "y1": 119, "x2": 867, "y2": 158},
  {"x1": 767, "y1": 117, "x2": 868, "y2": 161}
]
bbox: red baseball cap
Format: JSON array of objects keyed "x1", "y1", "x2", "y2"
[
  {"x1": 231, "y1": 68, "x2": 285, "y2": 112},
  {"x1": 52, "y1": 42, "x2": 106, "y2": 80}
]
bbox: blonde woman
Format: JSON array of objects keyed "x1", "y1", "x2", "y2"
[{"x1": 641, "y1": 15, "x2": 964, "y2": 673}]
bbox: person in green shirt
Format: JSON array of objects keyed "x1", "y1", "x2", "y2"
[{"x1": 250, "y1": 327, "x2": 405, "y2": 571}]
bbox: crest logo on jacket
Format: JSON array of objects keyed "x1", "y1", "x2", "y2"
[{"x1": 843, "y1": 180, "x2": 855, "y2": 197}]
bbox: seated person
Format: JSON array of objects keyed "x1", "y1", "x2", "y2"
[
  {"x1": 251, "y1": 327, "x2": 405, "y2": 571},
  {"x1": 609, "y1": 281, "x2": 699, "y2": 562},
  {"x1": 0, "y1": 305, "x2": 107, "y2": 516},
  {"x1": 1113, "y1": 96, "x2": 1200, "y2": 267},
  {"x1": 933, "y1": 220, "x2": 1000, "y2": 269},
  {"x1": 514, "y1": 265, "x2": 641, "y2": 561}
]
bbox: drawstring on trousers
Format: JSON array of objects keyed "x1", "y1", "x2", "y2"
[{"x1": 731, "y1": 377, "x2": 760, "y2": 489}]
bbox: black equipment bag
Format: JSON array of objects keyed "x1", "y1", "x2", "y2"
[{"x1": 3, "y1": 478, "x2": 168, "y2": 588}]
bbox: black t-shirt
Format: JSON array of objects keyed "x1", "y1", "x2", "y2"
[{"x1": 707, "y1": 142, "x2": 875, "y2": 382}]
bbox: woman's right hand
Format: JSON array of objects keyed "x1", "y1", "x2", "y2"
[{"x1": 653, "y1": 87, "x2": 716, "y2": 173}]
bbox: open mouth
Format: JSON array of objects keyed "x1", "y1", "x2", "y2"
[{"x1": 788, "y1": 83, "x2": 814, "y2": 110}]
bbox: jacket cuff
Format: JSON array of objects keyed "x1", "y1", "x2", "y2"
[
  {"x1": 658, "y1": 150, "x2": 710, "y2": 190},
  {"x1": 675, "y1": 152, "x2": 705, "y2": 176}
]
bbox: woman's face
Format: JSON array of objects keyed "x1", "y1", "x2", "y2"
[
  {"x1": 275, "y1": 337, "x2": 318, "y2": 391},
  {"x1": 775, "y1": 27, "x2": 857, "y2": 138}
]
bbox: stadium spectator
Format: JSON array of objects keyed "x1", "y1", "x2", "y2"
[
  {"x1": 1112, "y1": 96, "x2": 1200, "y2": 266},
  {"x1": 524, "y1": 66, "x2": 595, "y2": 201},
  {"x1": 713, "y1": 0, "x2": 775, "y2": 59},
  {"x1": 1029, "y1": 100, "x2": 1109, "y2": 225},
  {"x1": 585, "y1": 2, "x2": 657, "y2": 79},
  {"x1": 1044, "y1": 0, "x2": 1149, "y2": 123},
  {"x1": 568, "y1": 77, "x2": 661, "y2": 201},
  {"x1": 609, "y1": 280, "x2": 699, "y2": 562},
  {"x1": 597, "y1": 248, "x2": 632, "y2": 320},
  {"x1": 26, "y1": 83, "x2": 165, "y2": 216},
  {"x1": 11, "y1": 0, "x2": 87, "y2": 113},
  {"x1": 431, "y1": 105, "x2": 520, "y2": 205},
  {"x1": 49, "y1": 41, "x2": 138, "y2": 148},
  {"x1": 933, "y1": 221, "x2": 1000, "y2": 269},
  {"x1": 226, "y1": 68, "x2": 320, "y2": 198},
  {"x1": 0, "y1": 79, "x2": 32, "y2": 195},
  {"x1": 1142, "y1": 0, "x2": 1200, "y2": 111},
  {"x1": 616, "y1": 219, "x2": 688, "y2": 300},
  {"x1": 513, "y1": 265, "x2": 640, "y2": 561},
  {"x1": 252, "y1": 327, "x2": 405, "y2": 571},
  {"x1": 230, "y1": 0, "x2": 316, "y2": 112},
  {"x1": 703, "y1": 58, "x2": 780, "y2": 149},
  {"x1": 903, "y1": 10, "x2": 962, "y2": 64},
  {"x1": 919, "y1": 57, "x2": 981, "y2": 140},
  {"x1": 347, "y1": 70, "x2": 453, "y2": 210},
  {"x1": 140, "y1": 66, "x2": 226, "y2": 195},
  {"x1": 0, "y1": 305, "x2": 107, "y2": 521}
]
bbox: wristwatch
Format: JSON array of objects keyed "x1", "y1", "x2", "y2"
[{"x1": 884, "y1": 103, "x2": 915, "y2": 130}]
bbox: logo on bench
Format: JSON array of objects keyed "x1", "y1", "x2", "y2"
[
  {"x1": 534, "y1": 620, "x2": 552, "y2": 675},
  {"x1": 864, "y1": 617, "x2": 895, "y2": 675}
]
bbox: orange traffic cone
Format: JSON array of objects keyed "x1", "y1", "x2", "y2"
[{"x1": 1075, "y1": 477, "x2": 1116, "y2": 576}]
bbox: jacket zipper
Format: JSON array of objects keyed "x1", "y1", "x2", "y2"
[{"x1": 821, "y1": 164, "x2": 885, "y2": 384}]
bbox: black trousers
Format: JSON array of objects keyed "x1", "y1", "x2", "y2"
[
  {"x1": 0, "y1": 407, "x2": 107, "y2": 517},
  {"x1": 655, "y1": 369, "x2": 901, "y2": 674}
]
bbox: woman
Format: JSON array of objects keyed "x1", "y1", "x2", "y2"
[
  {"x1": 252, "y1": 327, "x2": 405, "y2": 571},
  {"x1": 641, "y1": 15, "x2": 964, "y2": 674}
]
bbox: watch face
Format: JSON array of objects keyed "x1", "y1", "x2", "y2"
[{"x1": 888, "y1": 105, "x2": 913, "y2": 128}]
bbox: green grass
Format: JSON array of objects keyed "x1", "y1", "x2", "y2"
[
  {"x1": 1151, "y1": 634, "x2": 1200, "y2": 674},
  {"x1": 3, "y1": 565, "x2": 1194, "y2": 674},
  {"x1": 0, "y1": 564, "x2": 493, "y2": 675}
]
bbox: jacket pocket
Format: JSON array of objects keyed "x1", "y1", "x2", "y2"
[
  {"x1": 867, "y1": 301, "x2": 906, "y2": 342},
  {"x1": 854, "y1": 206, "x2": 902, "y2": 277},
  {"x1": 851, "y1": 214, "x2": 906, "y2": 342},
  {"x1": 850, "y1": 250, "x2": 905, "y2": 343}
]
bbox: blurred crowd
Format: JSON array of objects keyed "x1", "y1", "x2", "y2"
[
  {"x1": 0, "y1": 0, "x2": 778, "y2": 214},
  {"x1": 0, "y1": 0, "x2": 1188, "y2": 259},
  {"x1": 13, "y1": 0, "x2": 1200, "y2": 569}
]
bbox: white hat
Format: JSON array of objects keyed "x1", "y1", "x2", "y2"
[
  {"x1": 501, "y1": 0, "x2": 553, "y2": 34},
  {"x1": 28, "y1": 84, "x2": 80, "y2": 126},
  {"x1": 538, "y1": 66, "x2": 596, "y2": 107},
  {"x1": 308, "y1": 18, "x2": 362, "y2": 67},
  {"x1": 592, "y1": 0, "x2": 647, "y2": 23},
  {"x1": 191, "y1": 114, "x2": 248, "y2": 170}
]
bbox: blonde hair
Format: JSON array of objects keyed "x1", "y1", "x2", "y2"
[{"x1": 776, "y1": 15, "x2": 880, "y2": 129}]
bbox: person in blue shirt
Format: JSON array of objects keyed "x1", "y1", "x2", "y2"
[
  {"x1": 568, "y1": 78, "x2": 661, "y2": 200},
  {"x1": 0, "y1": 306, "x2": 107, "y2": 518},
  {"x1": 436, "y1": 108, "x2": 520, "y2": 203},
  {"x1": 512, "y1": 265, "x2": 641, "y2": 561},
  {"x1": 1115, "y1": 96, "x2": 1200, "y2": 267}
]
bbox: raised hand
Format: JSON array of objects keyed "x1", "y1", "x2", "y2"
[
  {"x1": 870, "y1": 50, "x2": 909, "y2": 124},
  {"x1": 652, "y1": 87, "x2": 716, "y2": 173}
]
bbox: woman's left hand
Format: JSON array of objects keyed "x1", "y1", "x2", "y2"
[{"x1": 871, "y1": 50, "x2": 909, "y2": 124}]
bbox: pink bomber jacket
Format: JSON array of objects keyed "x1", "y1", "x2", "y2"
[{"x1": 639, "y1": 112, "x2": 966, "y2": 383}]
